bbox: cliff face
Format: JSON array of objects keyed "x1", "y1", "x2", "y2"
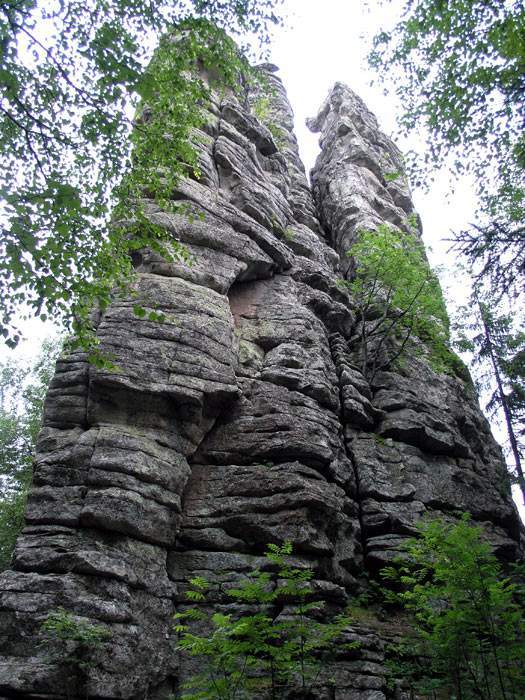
[{"x1": 0, "y1": 64, "x2": 522, "y2": 699}]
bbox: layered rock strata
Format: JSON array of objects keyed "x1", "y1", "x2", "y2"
[{"x1": 0, "y1": 64, "x2": 522, "y2": 699}]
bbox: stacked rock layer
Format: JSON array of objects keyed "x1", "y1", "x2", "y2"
[{"x1": 0, "y1": 65, "x2": 522, "y2": 699}]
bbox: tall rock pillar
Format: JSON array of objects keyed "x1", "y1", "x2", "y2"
[
  {"x1": 0, "y1": 64, "x2": 521, "y2": 699},
  {"x1": 309, "y1": 82, "x2": 522, "y2": 571}
]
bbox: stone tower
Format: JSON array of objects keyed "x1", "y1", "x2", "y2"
[{"x1": 0, "y1": 61, "x2": 522, "y2": 699}]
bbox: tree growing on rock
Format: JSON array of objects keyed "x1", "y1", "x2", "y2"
[{"x1": 342, "y1": 223, "x2": 451, "y2": 381}]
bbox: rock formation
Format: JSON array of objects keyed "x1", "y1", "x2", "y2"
[{"x1": 0, "y1": 58, "x2": 522, "y2": 699}]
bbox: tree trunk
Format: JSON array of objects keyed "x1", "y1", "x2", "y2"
[{"x1": 479, "y1": 303, "x2": 525, "y2": 505}]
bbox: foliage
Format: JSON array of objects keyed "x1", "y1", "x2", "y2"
[
  {"x1": 252, "y1": 95, "x2": 272, "y2": 122},
  {"x1": 0, "y1": 489, "x2": 26, "y2": 572},
  {"x1": 382, "y1": 515, "x2": 525, "y2": 699},
  {"x1": 369, "y1": 0, "x2": 525, "y2": 301},
  {"x1": 266, "y1": 122, "x2": 286, "y2": 149},
  {"x1": 342, "y1": 222, "x2": 451, "y2": 381},
  {"x1": 41, "y1": 607, "x2": 111, "y2": 672},
  {"x1": 453, "y1": 220, "x2": 525, "y2": 304},
  {"x1": 251, "y1": 88, "x2": 286, "y2": 148},
  {"x1": 0, "y1": 338, "x2": 60, "y2": 570},
  {"x1": 0, "y1": 1, "x2": 283, "y2": 356},
  {"x1": 383, "y1": 171, "x2": 401, "y2": 183},
  {"x1": 371, "y1": 433, "x2": 386, "y2": 446},
  {"x1": 174, "y1": 542, "x2": 358, "y2": 699},
  {"x1": 454, "y1": 299, "x2": 525, "y2": 503}
]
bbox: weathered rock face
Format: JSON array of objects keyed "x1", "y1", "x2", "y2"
[{"x1": 0, "y1": 65, "x2": 522, "y2": 699}]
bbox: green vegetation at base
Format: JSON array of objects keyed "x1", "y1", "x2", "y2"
[
  {"x1": 27, "y1": 521, "x2": 523, "y2": 699},
  {"x1": 174, "y1": 520, "x2": 525, "y2": 699},
  {"x1": 381, "y1": 515, "x2": 525, "y2": 699},
  {"x1": 175, "y1": 542, "x2": 359, "y2": 699}
]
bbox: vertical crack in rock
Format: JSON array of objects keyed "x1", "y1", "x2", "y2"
[
  {"x1": 0, "y1": 62, "x2": 522, "y2": 700},
  {"x1": 329, "y1": 331, "x2": 376, "y2": 568}
]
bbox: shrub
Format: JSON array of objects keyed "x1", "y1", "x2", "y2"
[
  {"x1": 40, "y1": 607, "x2": 111, "y2": 695},
  {"x1": 382, "y1": 515, "x2": 525, "y2": 699},
  {"x1": 343, "y1": 222, "x2": 452, "y2": 379},
  {"x1": 174, "y1": 543, "x2": 358, "y2": 699}
]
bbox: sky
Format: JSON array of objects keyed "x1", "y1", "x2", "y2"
[
  {"x1": 2, "y1": 0, "x2": 523, "y2": 518},
  {"x1": 266, "y1": 0, "x2": 479, "y2": 269}
]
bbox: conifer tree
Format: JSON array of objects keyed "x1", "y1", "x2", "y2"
[{"x1": 455, "y1": 300, "x2": 525, "y2": 504}]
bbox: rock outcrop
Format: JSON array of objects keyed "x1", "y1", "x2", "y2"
[{"x1": 0, "y1": 60, "x2": 522, "y2": 699}]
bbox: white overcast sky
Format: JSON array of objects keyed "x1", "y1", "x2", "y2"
[{"x1": 267, "y1": 0, "x2": 479, "y2": 267}]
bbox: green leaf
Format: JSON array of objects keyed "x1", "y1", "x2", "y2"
[
  {"x1": 0, "y1": 2, "x2": 283, "y2": 352},
  {"x1": 132, "y1": 305, "x2": 146, "y2": 318}
]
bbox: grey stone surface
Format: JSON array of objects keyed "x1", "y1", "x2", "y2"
[{"x1": 0, "y1": 66, "x2": 522, "y2": 700}]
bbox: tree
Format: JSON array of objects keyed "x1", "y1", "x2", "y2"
[
  {"x1": 369, "y1": 0, "x2": 525, "y2": 300},
  {"x1": 382, "y1": 516, "x2": 525, "y2": 699},
  {"x1": 454, "y1": 300, "x2": 525, "y2": 504},
  {"x1": 0, "y1": 338, "x2": 60, "y2": 570},
  {"x1": 0, "y1": 1, "x2": 282, "y2": 356},
  {"x1": 175, "y1": 543, "x2": 357, "y2": 699},
  {"x1": 342, "y1": 222, "x2": 451, "y2": 381}
]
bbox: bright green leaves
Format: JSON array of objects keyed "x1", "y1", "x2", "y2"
[
  {"x1": 185, "y1": 576, "x2": 209, "y2": 602},
  {"x1": 382, "y1": 516, "x2": 525, "y2": 699},
  {"x1": 175, "y1": 542, "x2": 356, "y2": 699},
  {"x1": 0, "y1": 0, "x2": 282, "y2": 352},
  {"x1": 370, "y1": 0, "x2": 525, "y2": 301},
  {"x1": 252, "y1": 94, "x2": 272, "y2": 122},
  {"x1": 344, "y1": 222, "x2": 453, "y2": 380},
  {"x1": 383, "y1": 171, "x2": 401, "y2": 182},
  {"x1": 42, "y1": 180, "x2": 82, "y2": 216},
  {"x1": 41, "y1": 607, "x2": 112, "y2": 673},
  {"x1": 88, "y1": 21, "x2": 142, "y2": 92}
]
